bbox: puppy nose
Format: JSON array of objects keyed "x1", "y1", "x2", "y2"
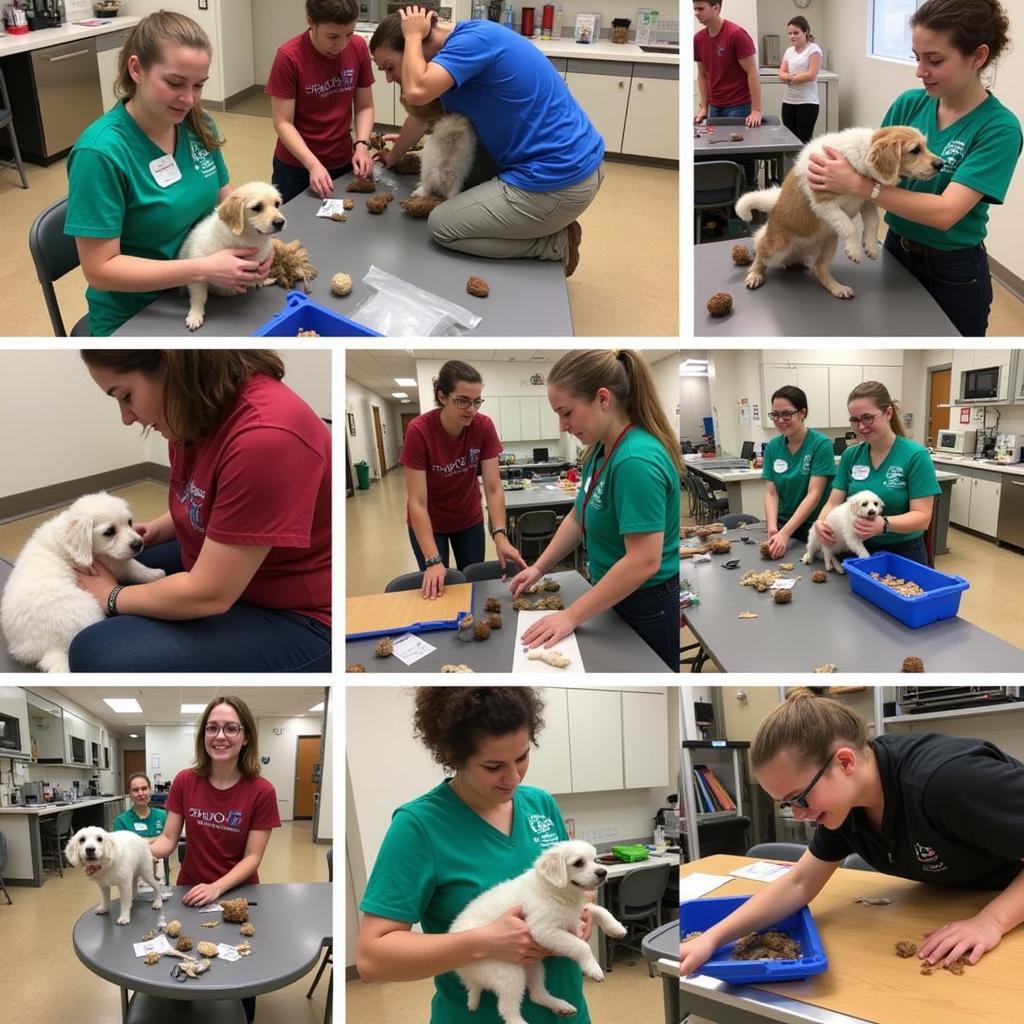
[
  {"x1": 273, "y1": 217, "x2": 285, "y2": 229},
  {"x1": 130, "y1": 538, "x2": 143, "y2": 552},
  {"x1": 595, "y1": 866, "x2": 607, "y2": 879},
  {"x1": 933, "y1": 159, "x2": 944, "y2": 171}
]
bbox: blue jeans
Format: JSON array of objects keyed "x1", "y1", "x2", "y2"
[
  {"x1": 67, "y1": 541, "x2": 332, "y2": 672},
  {"x1": 272, "y1": 155, "x2": 353, "y2": 204},
  {"x1": 613, "y1": 578, "x2": 681, "y2": 671},
  {"x1": 709, "y1": 103, "x2": 751, "y2": 118},
  {"x1": 867, "y1": 536, "x2": 930, "y2": 566},
  {"x1": 884, "y1": 231, "x2": 993, "y2": 337},
  {"x1": 408, "y1": 523, "x2": 486, "y2": 572}
]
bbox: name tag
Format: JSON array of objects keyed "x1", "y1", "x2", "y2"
[
  {"x1": 773, "y1": 459, "x2": 788, "y2": 473},
  {"x1": 133, "y1": 821, "x2": 148, "y2": 831},
  {"x1": 149, "y1": 154, "x2": 182, "y2": 188},
  {"x1": 851, "y1": 464, "x2": 870, "y2": 481}
]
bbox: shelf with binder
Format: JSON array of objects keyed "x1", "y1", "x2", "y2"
[{"x1": 678, "y1": 740, "x2": 751, "y2": 862}]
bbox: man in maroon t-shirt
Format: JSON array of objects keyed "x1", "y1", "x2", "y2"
[
  {"x1": 693, "y1": 1, "x2": 762, "y2": 127},
  {"x1": 266, "y1": 0, "x2": 377, "y2": 202}
]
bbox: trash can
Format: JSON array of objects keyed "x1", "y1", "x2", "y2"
[{"x1": 355, "y1": 461, "x2": 370, "y2": 490}]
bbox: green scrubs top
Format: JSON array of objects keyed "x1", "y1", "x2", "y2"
[
  {"x1": 359, "y1": 781, "x2": 589, "y2": 1024},
  {"x1": 834, "y1": 436, "x2": 940, "y2": 546},
  {"x1": 881, "y1": 88, "x2": 1022, "y2": 251},
  {"x1": 574, "y1": 426, "x2": 680, "y2": 587},
  {"x1": 66, "y1": 101, "x2": 229, "y2": 336},
  {"x1": 112, "y1": 805, "x2": 167, "y2": 838},
  {"x1": 762, "y1": 429, "x2": 835, "y2": 525}
]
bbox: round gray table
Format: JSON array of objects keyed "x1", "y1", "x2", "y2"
[
  {"x1": 345, "y1": 569, "x2": 673, "y2": 673},
  {"x1": 641, "y1": 919, "x2": 680, "y2": 1024},
  {"x1": 682, "y1": 525, "x2": 1024, "y2": 672},
  {"x1": 694, "y1": 238, "x2": 958, "y2": 337},
  {"x1": 72, "y1": 882, "x2": 331, "y2": 1024},
  {"x1": 113, "y1": 174, "x2": 573, "y2": 337}
]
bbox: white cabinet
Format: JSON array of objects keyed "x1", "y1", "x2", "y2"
[
  {"x1": 952, "y1": 348, "x2": 1015, "y2": 405},
  {"x1": 27, "y1": 691, "x2": 65, "y2": 763},
  {"x1": 540, "y1": 399, "x2": 560, "y2": 440},
  {"x1": 1012, "y1": 352, "x2": 1024, "y2": 404},
  {"x1": 565, "y1": 64, "x2": 629, "y2": 154},
  {"x1": 949, "y1": 470, "x2": 1001, "y2": 537},
  {"x1": 758, "y1": 74, "x2": 840, "y2": 134},
  {"x1": 492, "y1": 396, "x2": 561, "y2": 444},
  {"x1": 96, "y1": 29, "x2": 131, "y2": 113},
  {"x1": 762, "y1": 364, "x2": 828, "y2": 428},
  {"x1": 622, "y1": 70, "x2": 678, "y2": 161},
  {"x1": 567, "y1": 689, "x2": 624, "y2": 792},
  {"x1": 519, "y1": 396, "x2": 542, "y2": 443},
  {"x1": 950, "y1": 475, "x2": 971, "y2": 527},
  {"x1": 525, "y1": 689, "x2": 573, "y2": 794},
  {"x1": 499, "y1": 397, "x2": 522, "y2": 442},
  {"x1": 371, "y1": 75, "x2": 396, "y2": 127},
  {"x1": 622, "y1": 690, "x2": 669, "y2": 789},
  {"x1": 0, "y1": 687, "x2": 31, "y2": 760}
]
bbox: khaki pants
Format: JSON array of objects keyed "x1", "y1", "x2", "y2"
[{"x1": 427, "y1": 166, "x2": 604, "y2": 262}]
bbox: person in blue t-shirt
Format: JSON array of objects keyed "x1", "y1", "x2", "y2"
[{"x1": 369, "y1": 7, "x2": 605, "y2": 276}]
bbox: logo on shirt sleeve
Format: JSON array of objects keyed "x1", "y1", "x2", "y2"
[
  {"x1": 940, "y1": 139, "x2": 965, "y2": 173},
  {"x1": 469, "y1": 447, "x2": 481, "y2": 467},
  {"x1": 173, "y1": 479, "x2": 207, "y2": 533},
  {"x1": 884, "y1": 466, "x2": 906, "y2": 489}
]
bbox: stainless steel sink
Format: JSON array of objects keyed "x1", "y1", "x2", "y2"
[{"x1": 639, "y1": 44, "x2": 679, "y2": 54}]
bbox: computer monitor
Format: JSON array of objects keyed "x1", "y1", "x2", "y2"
[
  {"x1": 532, "y1": 448, "x2": 549, "y2": 463},
  {"x1": 833, "y1": 437, "x2": 847, "y2": 455},
  {"x1": 740, "y1": 440, "x2": 755, "y2": 461}
]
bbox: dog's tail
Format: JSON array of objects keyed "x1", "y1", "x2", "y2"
[{"x1": 735, "y1": 187, "x2": 782, "y2": 223}]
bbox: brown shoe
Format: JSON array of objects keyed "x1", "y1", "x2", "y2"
[{"x1": 564, "y1": 221, "x2": 582, "y2": 277}]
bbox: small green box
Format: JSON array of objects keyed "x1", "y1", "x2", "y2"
[{"x1": 611, "y1": 844, "x2": 649, "y2": 863}]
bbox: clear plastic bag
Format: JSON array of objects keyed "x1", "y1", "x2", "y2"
[{"x1": 349, "y1": 265, "x2": 482, "y2": 337}]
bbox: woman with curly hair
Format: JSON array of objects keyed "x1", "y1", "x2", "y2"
[{"x1": 357, "y1": 687, "x2": 596, "y2": 1024}]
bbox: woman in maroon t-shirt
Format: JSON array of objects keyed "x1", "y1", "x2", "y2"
[
  {"x1": 71, "y1": 349, "x2": 332, "y2": 673},
  {"x1": 401, "y1": 359, "x2": 524, "y2": 599},
  {"x1": 150, "y1": 695, "x2": 281, "y2": 1024}
]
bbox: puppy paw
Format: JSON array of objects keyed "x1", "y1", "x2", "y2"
[
  {"x1": 744, "y1": 271, "x2": 764, "y2": 290},
  {"x1": 607, "y1": 922, "x2": 627, "y2": 939},
  {"x1": 800, "y1": 552, "x2": 812, "y2": 565},
  {"x1": 116, "y1": 914, "x2": 130, "y2": 925},
  {"x1": 550, "y1": 1000, "x2": 577, "y2": 1015},
  {"x1": 185, "y1": 310, "x2": 205, "y2": 332},
  {"x1": 95, "y1": 905, "x2": 109, "y2": 916},
  {"x1": 833, "y1": 563, "x2": 846, "y2": 575},
  {"x1": 844, "y1": 243, "x2": 862, "y2": 263},
  {"x1": 140, "y1": 567, "x2": 166, "y2": 583},
  {"x1": 830, "y1": 284, "x2": 855, "y2": 299},
  {"x1": 865, "y1": 244, "x2": 879, "y2": 260},
  {"x1": 582, "y1": 960, "x2": 605, "y2": 982}
]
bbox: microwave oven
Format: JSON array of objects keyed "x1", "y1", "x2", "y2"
[
  {"x1": 960, "y1": 364, "x2": 1008, "y2": 404},
  {"x1": 0, "y1": 711, "x2": 22, "y2": 752},
  {"x1": 935, "y1": 428, "x2": 976, "y2": 454}
]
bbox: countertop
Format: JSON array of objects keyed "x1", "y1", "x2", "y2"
[
  {"x1": 0, "y1": 795, "x2": 121, "y2": 815},
  {"x1": 931, "y1": 452, "x2": 1024, "y2": 478},
  {"x1": 0, "y1": 16, "x2": 141, "y2": 58},
  {"x1": 688, "y1": 457, "x2": 959, "y2": 485}
]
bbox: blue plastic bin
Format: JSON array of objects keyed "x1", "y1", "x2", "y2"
[
  {"x1": 680, "y1": 895, "x2": 828, "y2": 983},
  {"x1": 252, "y1": 290, "x2": 381, "y2": 337},
  {"x1": 842, "y1": 552, "x2": 969, "y2": 629}
]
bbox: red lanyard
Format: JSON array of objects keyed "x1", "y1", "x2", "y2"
[{"x1": 580, "y1": 423, "x2": 633, "y2": 542}]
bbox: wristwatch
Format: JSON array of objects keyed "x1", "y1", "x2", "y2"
[
  {"x1": 869, "y1": 180, "x2": 883, "y2": 201},
  {"x1": 354, "y1": 139, "x2": 370, "y2": 149},
  {"x1": 491, "y1": 527, "x2": 507, "y2": 539},
  {"x1": 424, "y1": 554, "x2": 444, "y2": 568},
  {"x1": 882, "y1": 515, "x2": 891, "y2": 534}
]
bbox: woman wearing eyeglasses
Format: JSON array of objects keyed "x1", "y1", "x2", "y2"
[
  {"x1": 809, "y1": 380, "x2": 940, "y2": 567},
  {"x1": 401, "y1": 359, "x2": 523, "y2": 600},
  {"x1": 148, "y1": 695, "x2": 280, "y2": 1024},
  {"x1": 762, "y1": 386, "x2": 835, "y2": 559},
  {"x1": 680, "y1": 689, "x2": 1024, "y2": 977}
]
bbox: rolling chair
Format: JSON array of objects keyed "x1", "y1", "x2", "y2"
[
  {"x1": 746, "y1": 842, "x2": 807, "y2": 862},
  {"x1": 306, "y1": 848, "x2": 333, "y2": 1024},
  {"x1": 842, "y1": 853, "x2": 876, "y2": 872},
  {"x1": 690, "y1": 473, "x2": 729, "y2": 525},
  {"x1": 29, "y1": 197, "x2": 90, "y2": 336},
  {"x1": 0, "y1": 67, "x2": 28, "y2": 189},
  {"x1": 606, "y1": 862, "x2": 672, "y2": 975},
  {"x1": 0, "y1": 829, "x2": 12, "y2": 904},
  {"x1": 40, "y1": 809, "x2": 75, "y2": 877},
  {"x1": 514, "y1": 510, "x2": 558, "y2": 563},
  {"x1": 694, "y1": 160, "x2": 745, "y2": 243},
  {"x1": 706, "y1": 115, "x2": 783, "y2": 188},
  {"x1": 385, "y1": 568, "x2": 466, "y2": 593},
  {"x1": 462, "y1": 558, "x2": 525, "y2": 582},
  {"x1": 716, "y1": 513, "x2": 761, "y2": 529}
]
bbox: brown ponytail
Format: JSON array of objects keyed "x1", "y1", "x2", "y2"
[
  {"x1": 549, "y1": 350, "x2": 683, "y2": 474},
  {"x1": 751, "y1": 688, "x2": 869, "y2": 772},
  {"x1": 115, "y1": 11, "x2": 223, "y2": 152}
]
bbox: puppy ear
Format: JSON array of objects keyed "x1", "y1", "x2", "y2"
[
  {"x1": 536, "y1": 846, "x2": 570, "y2": 888},
  {"x1": 56, "y1": 511, "x2": 96, "y2": 569},
  {"x1": 65, "y1": 836, "x2": 79, "y2": 867},
  {"x1": 218, "y1": 191, "x2": 247, "y2": 236},
  {"x1": 867, "y1": 133, "x2": 904, "y2": 186}
]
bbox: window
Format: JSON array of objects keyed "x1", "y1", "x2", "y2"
[{"x1": 869, "y1": 0, "x2": 924, "y2": 62}]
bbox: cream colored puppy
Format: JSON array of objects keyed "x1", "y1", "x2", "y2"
[
  {"x1": 413, "y1": 113, "x2": 477, "y2": 201},
  {"x1": 65, "y1": 826, "x2": 163, "y2": 925},
  {"x1": 449, "y1": 840, "x2": 626, "y2": 1024},
  {"x1": 802, "y1": 490, "x2": 885, "y2": 573},
  {"x1": 177, "y1": 181, "x2": 286, "y2": 331},
  {"x1": 736, "y1": 126, "x2": 944, "y2": 298}
]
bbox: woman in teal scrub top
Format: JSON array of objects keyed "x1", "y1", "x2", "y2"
[
  {"x1": 357, "y1": 687, "x2": 594, "y2": 1024},
  {"x1": 763, "y1": 385, "x2": 836, "y2": 558},
  {"x1": 66, "y1": 12, "x2": 273, "y2": 336},
  {"x1": 507, "y1": 349, "x2": 682, "y2": 670},
  {"x1": 812, "y1": 381, "x2": 940, "y2": 566},
  {"x1": 807, "y1": 0, "x2": 1021, "y2": 337}
]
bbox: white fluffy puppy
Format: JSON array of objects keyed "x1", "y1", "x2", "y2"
[
  {"x1": 735, "y1": 126, "x2": 943, "y2": 298},
  {"x1": 413, "y1": 113, "x2": 477, "y2": 201},
  {"x1": 64, "y1": 826, "x2": 163, "y2": 925},
  {"x1": 0, "y1": 492, "x2": 165, "y2": 673},
  {"x1": 449, "y1": 840, "x2": 626, "y2": 1024},
  {"x1": 176, "y1": 181, "x2": 286, "y2": 331},
  {"x1": 802, "y1": 490, "x2": 885, "y2": 574}
]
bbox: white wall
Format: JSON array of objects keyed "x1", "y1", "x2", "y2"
[
  {"x1": 0, "y1": 350, "x2": 331, "y2": 499},
  {"x1": 216, "y1": 0, "x2": 256, "y2": 99},
  {"x1": 344, "y1": 377, "x2": 403, "y2": 479},
  {"x1": 680, "y1": 375, "x2": 712, "y2": 441},
  {"x1": 257, "y1": 715, "x2": 323, "y2": 824},
  {"x1": 145, "y1": 724, "x2": 198, "y2": 791},
  {"x1": 252, "y1": 0, "x2": 305, "y2": 85}
]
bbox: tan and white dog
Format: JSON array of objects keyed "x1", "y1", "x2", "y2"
[
  {"x1": 735, "y1": 127, "x2": 944, "y2": 298},
  {"x1": 177, "y1": 181, "x2": 286, "y2": 331},
  {"x1": 802, "y1": 490, "x2": 886, "y2": 573},
  {"x1": 413, "y1": 112, "x2": 478, "y2": 201}
]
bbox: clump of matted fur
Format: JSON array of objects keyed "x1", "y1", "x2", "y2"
[
  {"x1": 264, "y1": 239, "x2": 318, "y2": 292},
  {"x1": 220, "y1": 898, "x2": 249, "y2": 923},
  {"x1": 400, "y1": 195, "x2": 444, "y2": 218},
  {"x1": 346, "y1": 177, "x2": 376, "y2": 193},
  {"x1": 366, "y1": 193, "x2": 393, "y2": 214}
]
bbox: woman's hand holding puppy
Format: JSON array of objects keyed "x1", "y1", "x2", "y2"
[
  {"x1": 813, "y1": 519, "x2": 836, "y2": 546},
  {"x1": 479, "y1": 905, "x2": 551, "y2": 965},
  {"x1": 199, "y1": 247, "x2": 270, "y2": 294}
]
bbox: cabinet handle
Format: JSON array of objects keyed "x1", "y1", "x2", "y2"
[
  {"x1": 47, "y1": 49, "x2": 91, "y2": 62},
  {"x1": 637, "y1": 82, "x2": 644, "y2": 90},
  {"x1": 1012, "y1": 481, "x2": 1024, "y2": 488},
  {"x1": 618, "y1": 80, "x2": 624, "y2": 88}
]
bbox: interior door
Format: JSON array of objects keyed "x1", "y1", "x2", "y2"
[
  {"x1": 928, "y1": 367, "x2": 952, "y2": 447},
  {"x1": 372, "y1": 405, "x2": 387, "y2": 477},
  {"x1": 294, "y1": 735, "x2": 321, "y2": 820}
]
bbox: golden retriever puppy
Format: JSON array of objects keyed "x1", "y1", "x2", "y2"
[
  {"x1": 735, "y1": 127, "x2": 944, "y2": 299},
  {"x1": 176, "y1": 181, "x2": 286, "y2": 331}
]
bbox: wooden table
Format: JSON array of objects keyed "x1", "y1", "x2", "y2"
[{"x1": 679, "y1": 854, "x2": 1024, "y2": 1024}]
